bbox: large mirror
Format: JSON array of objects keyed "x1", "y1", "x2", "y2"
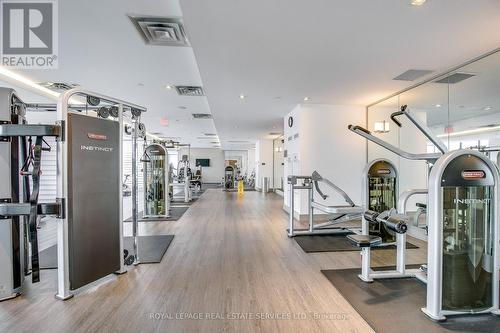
[{"x1": 367, "y1": 48, "x2": 500, "y2": 222}]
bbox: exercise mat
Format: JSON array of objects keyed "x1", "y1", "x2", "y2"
[
  {"x1": 124, "y1": 206, "x2": 189, "y2": 222},
  {"x1": 123, "y1": 235, "x2": 174, "y2": 263},
  {"x1": 291, "y1": 231, "x2": 418, "y2": 253},
  {"x1": 321, "y1": 266, "x2": 500, "y2": 333},
  {"x1": 171, "y1": 197, "x2": 199, "y2": 205}
]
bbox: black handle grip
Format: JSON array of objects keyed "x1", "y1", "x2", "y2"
[
  {"x1": 390, "y1": 111, "x2": 403, "y2": 128},
  {"x1": 389, "y1": 105, "x2": 408, "y2": 128},
  {"x1": 348, "y1": 125, "x2": 371, "y2": 135}
]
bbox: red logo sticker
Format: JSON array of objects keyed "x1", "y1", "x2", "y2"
[
  {"x1": 462, "y1": 170, "x2": 486, "y2": 180},
  {"x1": 87, "y1": 133, "x2": 107, "y2": 140}
]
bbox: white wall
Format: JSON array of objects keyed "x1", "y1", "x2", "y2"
[
  {"x1": 179, "y1": 148, "x2": 224, "y2": 183},
  {"x1": 255, "y1": 139, "x2": 274, "y2": 189},
  {"x1": 273, "y1": 137, "x2": 284, "y2": 190},
  {"x1": 284, "y1": 104, "x2": 366, "y2": 216},
  {"x1": 247, "y1": 148, "x2": 256, "y2": 175}
]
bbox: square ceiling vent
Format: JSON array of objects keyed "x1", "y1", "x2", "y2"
[
  {"x1": 192, "y1": 113, "x2": 212, "y2": 119},
  {"x1": 38, "y1": 82, "x2": 79, "y2": 91},
  {"x1": 176, "y1": 86, "x2": 204, "y2": 96},
  {"x1": 434, "y1": 72, "x2": 476, "y2": 84},
  {"x1": 129, "y1": 15, "x2": 189, "y2": 47},
  {"x1": 393, "y1": 69, "x2": 434, "y2": 81}
]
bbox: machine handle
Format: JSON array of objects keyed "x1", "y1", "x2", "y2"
[
  {"x1": 389, "y1": 105, "x2": 407, "y2": 128},
  {"x1": 348, "y1": 125, "x2": 371, "y2": 135}
]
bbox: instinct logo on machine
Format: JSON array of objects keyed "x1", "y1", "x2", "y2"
[
  {"x1": 87, "y1": 133, "x2": 107, "y2": 140},
  {"x1": 461, "y1": 170, "x2": 486, "y2": 180},
  {"x1": 80, "y1": 145, "x2": 114, "y2": 152},
  {"x1": 377, "y1": 169, "x2": 392, "y2": 175},
  {"x1": 454, "y1": 198, "x2": 491, "y2": 205}
]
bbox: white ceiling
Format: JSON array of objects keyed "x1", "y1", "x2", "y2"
[
  {"x1": 4, "y1": 0, "x2": 500, "y2": 151},
  {"x1": 181, "y1": 0, "x2": 500, "y2": 149},
  {"x1": 369, "y1": 49, "x2": 500, "y2": 132},
  {"x1": 8, "y1": 0, "x2": 220, "y2": 148}
]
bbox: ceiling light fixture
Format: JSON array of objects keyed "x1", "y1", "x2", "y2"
[
  {"x1": 374, "y1": 121, "x2": 390, "y2": 133},
  {"x1": 166, "y1": 85, "x2": 173, "y2": 90},
  {"x1": 483, "y1": 106, "x2": 493, "y2": 111},
  {"x1": 303, "y1": 97, "x2": 311, "y2": 101},
  {"x1": 411, "y1": 0, "x2": 426, "y2": 6},
  {"x1": 239, "y1": 94, "x2": 246, "y2": 100},
  {"x1": 436, "y1": 125, "x2": 500, "y2": 138},
  {"x1": 435, "y1": 104, "x2": 442, "y2": 108}
]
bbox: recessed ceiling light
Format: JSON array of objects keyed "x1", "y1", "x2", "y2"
[
  {"x1": 239, "y1": 94, "x2": 246, "y2": 99},
  {"x1": 178, "y1": 106, "x2": 187, "y2": 109},
  {"x1": 166, "y1": 85, "x2": 173, "y2": 90},
  {"x1": 484, "y1": 106, "x2": 493, "y2": 111},
  {"x1": 411, "y1": 0, "x2": 426, "y2": 6},
  {"x1": 303, "y1": 97, "x2": 311, "y2": 101},
  {"x1": 435, "y1": 104, "x2": 442, "y2": 108}
]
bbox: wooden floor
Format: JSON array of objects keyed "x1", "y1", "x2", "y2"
[{"x1": 0, "y1": 190, "x2": 427, "y2": 333}]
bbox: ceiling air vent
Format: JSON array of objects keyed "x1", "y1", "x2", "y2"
[
  {"x1": 393, "y1": 69, "x2": 434, "y2": 81},
  {"x1": 192, "y1": 113, "x2": 212, "y2": 119},
  {"x1": 129, "y1": 15, "x2": 189, "y2": 47},
  {"x1": 38, "y1": 82, "x2": 79, "y2": 91},
  {"x1": 176, "y1": 86, "x2": 204, "y2": 96},
  {"x1": 435, "y1": 72, "x2": 475, "y2": 84},
  {"x1": 204, "y1": 133, "x2": 217, "y2": 136}
]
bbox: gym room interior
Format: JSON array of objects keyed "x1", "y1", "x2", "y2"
[{"x1": 1, "y1": 1, "x2": 500, "y2": 332}]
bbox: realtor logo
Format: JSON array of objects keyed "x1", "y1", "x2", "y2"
[{"x1": 1, "y1": 0, "x2": 58, "y2": 68}]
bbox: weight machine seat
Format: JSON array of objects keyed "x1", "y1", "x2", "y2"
[
  {"x1": 347, "y1": 235, "x2": 382, "y2": 248},
  {"x1": 311, "y1": 202, "x2": 364, "y2": 215}
]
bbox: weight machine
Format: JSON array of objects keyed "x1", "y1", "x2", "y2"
[
  {"x1": 173, "y1": 153, "x2": 192, "y2": 203},
  {"x1": 348, "y1": 105, "x2": 500, "y2": 321},
  {"x1": 224, "y1": 165, "x2": 235, "y2": 190},
  {"x1": 287, "y1": 158, "x2": 398, "y2": 239},
  {"x1": 141, "y1": 143, "x2": 170, "y2": 219},
  {"x1": 0, "y1": 87, "x2": 146, "y2": 301}
]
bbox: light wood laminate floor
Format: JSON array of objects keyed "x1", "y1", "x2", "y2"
[{"x1": 0, "y1": 190, "x2": 427, "y2": 333}]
